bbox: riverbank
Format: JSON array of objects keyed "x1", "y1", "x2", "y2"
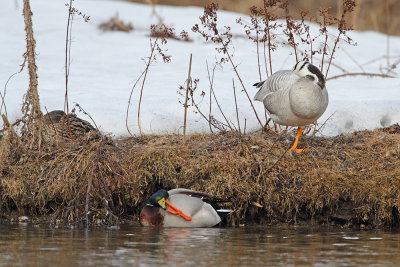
[{"x1": 1, "y1": 125, "x2": 399, "y2": 228}]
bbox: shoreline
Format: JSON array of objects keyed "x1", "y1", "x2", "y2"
[{"x1": 1, "y1": 125, "x2": 399, "y2": 229}]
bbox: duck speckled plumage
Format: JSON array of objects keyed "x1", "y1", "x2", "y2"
[
  {"x1": 140, "y1": 189, "x2": 233, "y2": 227},
  {"x1": 43, "y1": 110, "x2": 98, "y2": 139},
  {"x1": 253, "y1": 61, "x2": 329, "y2": 152}
]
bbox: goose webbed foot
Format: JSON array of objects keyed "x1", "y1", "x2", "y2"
[{"x1": 288, "y1": 127, "x2": 305, "y2": 153}]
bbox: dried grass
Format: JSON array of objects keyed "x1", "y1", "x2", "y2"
[
  {"x1": 127, "y1": 0, "x2": 400, "y2": 36},
  {"x1": 3, "y1": 0, "x2": 397, "y2": 228},
  {"x1": 99, "y1": 15, "x2": 134, "y2": 32},
  {"x1": 0, "y1": 127, "x2": 399, "y2": 228}
]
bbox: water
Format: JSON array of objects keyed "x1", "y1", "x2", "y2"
[{"x1": 0, "y1": 224, "x2": 399, "y2": 266}]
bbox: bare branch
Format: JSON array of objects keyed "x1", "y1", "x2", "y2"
[{"x1": 327, "y1": 72, "x2": 396, "y2": 81}]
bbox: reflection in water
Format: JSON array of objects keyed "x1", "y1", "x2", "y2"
[{"x1": 0, "y1": 224, "x2": 399, "y2": 266}]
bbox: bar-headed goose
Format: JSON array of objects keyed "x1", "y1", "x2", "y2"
[{"x1": 253, "y1": 61, "x2": 328, "y2": 152}]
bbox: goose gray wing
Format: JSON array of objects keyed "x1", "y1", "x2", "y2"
[
  {"x1": 263, "y1": 76, "x2": 329, "y2": 126},
  {"x1": 288, "y1": 77, "x2": 329, "y2": 120},
  {"x1": 253, "y1": 70, "x2": 298, "y2": 101}
]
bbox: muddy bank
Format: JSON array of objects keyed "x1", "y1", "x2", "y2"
[{"x1": 0, "y1": 126, "x2": 399, "y2": 228}]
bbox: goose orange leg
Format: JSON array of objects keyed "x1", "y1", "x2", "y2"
[{"x1": 289, "y1": 127, "x2": 304, "y2": 153}]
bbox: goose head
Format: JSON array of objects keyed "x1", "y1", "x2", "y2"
[{"x1": 293, "y1": 61, "x2": 325, "y2": 89}]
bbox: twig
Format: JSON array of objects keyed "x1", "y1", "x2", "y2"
[
  {"x1": 127, "y1": 25, "x2": 171, "y2": 136},
  {"x1": 325, "y1": 1, "x2": 356, "y2": 77},
  {"x1": 63, "y1": 2, "x2": 90, "y2": 138},
  {"x1": 327, "y1": 72, "x2": 396, "y2": 80},
  {"x1": 138, "y1": 39, "x2": 157, "y2": 136},
  {"x1": 186, "y1": 75, "x2": 228, "y2": 131},
  {"x1": 125, "y1": 69, "x2": 146, "y2": 136},
  {"x1": 183, "y1": 54, "x2": 192, "y2": 138},
  {"x1": 1, "y1": 115, "x2": 11, "y2": 131},
  {"x1": 73, "y1": 103, "x2": 100, "y2": 131},
  {"x1": 207, "y1": 61, "x2": 214, "y2": 133},
  {"x1": 265, "y1": 149, "x2": 289, "y2": 174},
  {"x1": 256, "y1": 29, "x2": 262, "y2": 81},
  {"x1": 315, "y1": 111, "x2": 336, "y2": 135},
  {"x1": 324, "y1": 61, "x2": 348, "y2": 73},
  {"x1": 362, "y1": 55, "x2": 391, "y2": 67},
  {"x1": 282, "y1": 0, "x2": 298, "y2": 62},
  {"x1": 2, "y1": 57, "x2": 26, "y2": 118},
  {"x1": 206, "y1": 62, "x2": 233, "y2": 130},
  {"x1": 193, "y1": 4, "x2": 263, "y2": 128},
  {"x1": 232, "y1": 79, "x2": 241, "y2": 134},
  {"x1": 320, "y1": 9, "x2": 329, "y2": 72},
  {"x1": 85, "y1": 175, "x2": 93, "y2": 226},
  {"x1": 342, "y1": 48, "x2": 365, "y2": 73},
  {"x1": 44, "y1": 106, "x2": 58, "y2": 136},
  {"x1": 1, "y1": 76, "x2": 13, "y2": 117},
  {"x1": 263, "y1": 42, "x2": 269, "y2": 77},
  {"x1": 191, "y1": 98, "x2": 226, "y2": 132},
  {"x1": 21, "y1": 0, "x2": 42, "y2": 148},
  {"x1": 385, "y1": 0, "x2": 390, "y2": 68},
  {"x1": 0, "y1": 118, "x2": 23, "y2": 134},
  {"x1": 266, "y1": 23, "x2": 273, "y2": 76},
  {"x1": 225, "y1": 51, "x2": 263, "y2": 128},
  {"x1": 65, "y1": 0, "x2": 74, "y2": 137}
]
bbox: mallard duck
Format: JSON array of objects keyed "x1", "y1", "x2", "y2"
[
  {"x1": 139, "y1": 189, "x2": 232, "y2": 227},
  {"x1": 43, "y1": 110, "x2": 98, "y2": 139},
  {"x1": 253, "y1": 61, "x2": 329, "y2": 152}
]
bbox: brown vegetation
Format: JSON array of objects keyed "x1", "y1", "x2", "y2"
[
  {"x1": 128, "y1": 0, "x2": 400, "y2": 36},
  {"x1": 21, "y1": 0, "x2": 43, "y2": 148},
  {"x1": 99, "y1": 14, "x2": 134, "y2": 32},
  {"x1": 2, "y1": 0, "x2": 398, "y2": 229},
  {"x1": 0, "y1": 127, "x2": 399, "y2": 228}
]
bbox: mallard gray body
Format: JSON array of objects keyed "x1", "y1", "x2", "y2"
[{"x1": 139, "y1": 189, "x2": 232, "y2": 227}]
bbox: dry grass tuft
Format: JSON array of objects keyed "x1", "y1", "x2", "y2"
[
  {"x1": 381, "y1": 123, "x2": 400, "y2": 134},
  {"x1": 149, "y1": 24, "x2": 192, "y2": 42},
  {"x1": 127, "y1": 0, "x2": 400, "y2": 36},
  {"x1": 99, "y1": 15, "x2": 134, "y2": 32},
  {"x1": 0, "y1": 127, "x2": 399, "y2": 228}
]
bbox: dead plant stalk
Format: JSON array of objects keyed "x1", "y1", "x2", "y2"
[
  {"x1": 126, "y1": 69, "x2": 146, "y2": 136},
  {"x1": 183, "y1": 54, "x2": 193, "y2": 138},
  {"x1": 326, "y1": 1, "x2": 356, "y2": 77},
  {"x1": 137, "y1": 39, "x2": 157, "y2": 136},
  {"x1": 207, "y1": 61, "x2": 214, "y2": 133},
  {"x1": 232, "y1": 79, "x2": 241, "y2": 134},
  {"x1": 224, "y1": 44, "x2": 263, "y2": 128},
  {"x1": 206, "y1": 62, "x2": 233, "y2": 131},
  {"x1": 327, "y1": 72, "x2": 396, "y2": 80},
  {"x1": 65, "y1": 0, "x2": 74, "y2": 137},
  {"x1": 193, "y1": 4, "x2": 263, "y2": 129},
  {"x1": 21, "y1": 0, "x2": 42, "y2": 147}
]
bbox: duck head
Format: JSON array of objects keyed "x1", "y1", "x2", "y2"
[
  {"x1": 140, "y1": 189, "x2": 169, "y2": 226},
  {"x1": 140, "y1": 189, "x2": 193, "y2": 226},
  {"x1": 148, "y1": 189, "x2": 169, "y2": 209},
  {"x1": 293, "y1": 61, "x2": 325, "y2": 89}
]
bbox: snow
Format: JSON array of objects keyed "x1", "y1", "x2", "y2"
[{"x1": 1, "y1": 0, "x2": 400, "y2": 137}]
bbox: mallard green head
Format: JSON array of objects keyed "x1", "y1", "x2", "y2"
[{"x1": 148, "y1": 189, "x2": 169, "y2": 209}]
